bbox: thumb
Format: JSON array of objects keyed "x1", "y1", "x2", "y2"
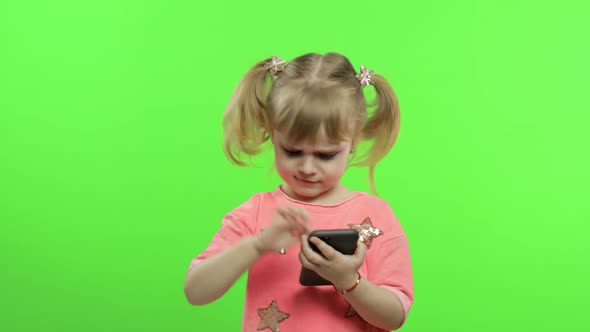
[{"x1": 355, "y1": 240, "x2": 368, "y2": 258}]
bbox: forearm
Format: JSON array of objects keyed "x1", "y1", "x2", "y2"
[
  {"x1": 184, "y1": 236, "x2": 261, "y2": 305},
  {"x1": 342, "y1": 278, "x2": 405, "y2": 330}
]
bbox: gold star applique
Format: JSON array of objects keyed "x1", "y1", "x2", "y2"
[
  {"x1": 348, "y1": 217, "x2": 383, "y2": 249},
  {"x1": 257, "y1": 300, "x2": 290, "y2": 332},
  {"x1": 344, "y1": 304, "x2": 358, "y2": 318}
]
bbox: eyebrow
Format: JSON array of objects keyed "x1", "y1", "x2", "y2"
[{"x1": 280, "y1": 144, "x2": 342, "y2": 153}]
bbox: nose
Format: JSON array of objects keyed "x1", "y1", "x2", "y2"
[{"x1": 299, "y1": 157, "x2": 316, "y2": 175}]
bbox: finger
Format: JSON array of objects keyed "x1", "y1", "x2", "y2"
[
  {"x1": 300, "y1": 234, "x2": 311, "y2": 251},
  {"x1": 284, "y1": 210, "x2": 306, "y2": 235},
  {"x1": 283, "y1": 206, "x2": 308, "y2": 235},
  {"x1": 277, "y1": 208, "x2": 299, "y2": 231},
  {"x1": 275, "y1": 208, "x2": 290, "y2": 228},
  {"x1": 293, "y1": 207, "x2": 311, "y2": 233},
  {"x1": 295, "y1": 207, "x2": 310, "y2": 222},
  {"x1": 295, "y1": 208, "x2": 313, "y2": 234},
  {"x1": 302, "y1": 223, "x2": 313, "y2": 236},
  {"x1": 309, "y1": 236, "x2": 339, "y2": 260},
  {"x1": 355, "y1": 240, "x2": 368, "y2": 260},
  {"x1": 299, "y1": 250, "x2": 320, "y2": 269},
  {"x1": 300, "y1": 234, "x2": 326, "y2": 265},
  {"x1": 290, "y1": 217, "x2": 308, "y2": 235},
  {"x1": 286, "y1": 205, "x2": 307, "y2": 222},
  {"x1": 277, "y1": 207, "x2": 292, "y2": 221}
]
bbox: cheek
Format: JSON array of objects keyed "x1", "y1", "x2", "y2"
[
  {"x1": 274, "y1": 155, "x2": 291, "y2": 175},
  {"x1": 323, "y1": 159, "x2": 348, "y2": 178}
]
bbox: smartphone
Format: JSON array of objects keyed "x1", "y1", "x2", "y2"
[{"x1": 299, "y1": 229, "x2": 359, "y2": 286}]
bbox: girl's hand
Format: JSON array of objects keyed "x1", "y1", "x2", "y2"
[
  {"x1": 299, "y1": 234, "x2": 367, "y2": 290},
  {"x1": 255, "y1": 206, "x2": 311, "y2": 254}
]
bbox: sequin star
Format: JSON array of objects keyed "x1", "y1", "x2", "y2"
[
  {"x1": 264, "y1": 56, "x2": 287, "y2": 76},
  {"x1": 257, "y1": 300, "x2": 290, "y2": 332},
  {"x1": 348, "y1": 217, "x2": 383, "y2": 249},
  {"x1": 356, "y1": 65, "x2": 373, "y2": 87}
]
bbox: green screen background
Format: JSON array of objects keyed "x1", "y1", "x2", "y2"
[{"x1": 1, "y1": 1, "x2": 589, "y2": 331}]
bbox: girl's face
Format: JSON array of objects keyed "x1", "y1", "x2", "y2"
[{"x1": 273, "y1": 130, "x2": 353, "y2": 203}]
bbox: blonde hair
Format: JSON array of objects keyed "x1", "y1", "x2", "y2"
[{"x1": 223, "y1": 52, "x2": 400, "y2": 194}]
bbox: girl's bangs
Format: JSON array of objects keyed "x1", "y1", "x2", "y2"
[{"x1": 271, "y1": 85, "x2": 361, "y2": 143}]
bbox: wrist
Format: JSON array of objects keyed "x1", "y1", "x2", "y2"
[
  {"x1": 333, "y1": 272, "x2": 361, "y2": 294},
  {"x1": 249, "y1": 235, "x2": 265, "y2": 256}
]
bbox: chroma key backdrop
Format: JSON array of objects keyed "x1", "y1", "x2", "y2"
[{"x1": 1, "y1": 1, "x2": 588, "y2": 331}]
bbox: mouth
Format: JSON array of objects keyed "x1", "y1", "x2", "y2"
[{"x1": 296, "y1": 177, "x2": 318, "y2": 185}]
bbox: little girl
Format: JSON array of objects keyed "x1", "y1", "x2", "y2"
[{"x1": 184, "y1": 53, "x2": 413, "y2": 331}]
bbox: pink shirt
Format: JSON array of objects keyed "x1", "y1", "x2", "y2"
[{"x1": 190, "y1": 187, "x2": 414, "y2": 331}]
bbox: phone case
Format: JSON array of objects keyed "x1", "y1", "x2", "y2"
[{"x1": 299, "y1": 229, "x2": 359, "y2": 286}]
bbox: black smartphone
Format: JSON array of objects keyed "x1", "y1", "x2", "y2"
[{"x1": 299, "y1": 229, "x2": 359, "y2": 286}]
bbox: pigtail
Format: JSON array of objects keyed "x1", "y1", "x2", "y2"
[
  {"x1": 223, "y1": 58, "x2": 275, "y2": 165},
  {"x1": 355, "y1": 73, "x2": 400, "y2": 194}
]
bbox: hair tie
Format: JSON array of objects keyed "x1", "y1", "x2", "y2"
[
  {"x1": 356, "y1": 65, "x2": 373, "y2": 87},
  {"x1": 264, "y1": 56, "x2": 287, "y2": 76}
]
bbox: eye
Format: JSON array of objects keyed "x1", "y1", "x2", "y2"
[
  {"x1": 317, "y1": 153, "x2": 338, "y2": 160},
  {"x1": 281, "y1": 147, "x2": 302, "y2": 157}
]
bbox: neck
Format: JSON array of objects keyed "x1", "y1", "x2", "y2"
[{"x1": 281, "y1": 183, "x2": 354, "y2": 205}]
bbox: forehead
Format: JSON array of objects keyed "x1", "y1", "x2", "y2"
[{"x1": 274, "y1": 130, "x2": 350, "y2": 149}]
